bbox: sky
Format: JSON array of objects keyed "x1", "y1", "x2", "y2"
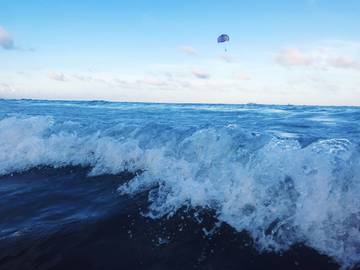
[{"x1": 1, "y1": 0, "x2": 359, "y2": 106}]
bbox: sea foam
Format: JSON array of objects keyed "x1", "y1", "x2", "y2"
[{"x1": 1, "y1": 106, "x2": 360, "y2": 268}]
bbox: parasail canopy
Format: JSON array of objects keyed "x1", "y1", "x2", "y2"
[{"x1": 217, "y1": 34, "x2": 229, "y2": 43}]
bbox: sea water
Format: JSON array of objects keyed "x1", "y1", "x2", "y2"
[{"x1": 0, "y1": 99, "x2": 359, "y2": 269}]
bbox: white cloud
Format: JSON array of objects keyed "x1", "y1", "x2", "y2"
[
  {"x1": 1, "y1": 82, "x2": 10, "y2": 87},
  {"x1": 282, "y1": 75, "x2": 341, "y2": 93},
  {"x1": 180, "y1": 45, "x2": 198, "y2": 56},
  {"x1": 273, "y1": 44, "x2": 360, "y2": 71},
  {"x1": 218, "y1": 51, "x2": 233, "y2": 62},
  {"x1": 192, "y1": 67, "x2": 209, "y2": 79},
  {"x1": 307, "y1": 76, "x2": 340, "y2": 92},
  {"x1": 308, "y1": 75, "x2": 323, "y2": 83},
  {"x1": 48, "y1": 72, "x2": 65, "y2": 81},
  {"x1": 0, "y1": 82, "x2": 16, "y2": 93},
  {"x1": 163, "y1": 72, "x2": 172, "y2": 78},
  {"x1": 144, "y1": 76, "x2": 164, "y2": 85},
  {"x1": 329, "y1": 55, "x2": 360, "y2": 70},
  {"x1": 94, "y1": 78, "x2": 107, "y2": 84},
  {"x1": 176, "y1": 72, "x2": 189, "y2": 77},
  {"x1": 273, "y1": 47, "x2": 312, "y2": 66},
  {"x1": 0, "y1": 26, "x2": 15, "y2": 50},
  {"x1": 123, "y1": 84, "x2": 141, "y2": 89},
  {"x1": 233, "y1": 71, "x2": 250, "y2": 80},
  {"x1": 285, "y1": 78, "x2": 308, "y2": 85},
  {"x1": 114, "y1": 79, "x2": 141, "y2": 89},
  {"x1": 180, "y1": 81, "x2": 192, "y2": 88},
  {"x1": 16, "y1": 71, "x2": 33, "y2": 78},
  {"x1": 72, "y1": 74, "x2": 93, "y2": 81},
  {"x1": 72, "y1": 74, "x2": 114, "y2": 86}
]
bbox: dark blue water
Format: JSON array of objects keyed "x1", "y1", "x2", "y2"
[{"x1": 1, "y1": 99, "x2": 360, "y2": 269}]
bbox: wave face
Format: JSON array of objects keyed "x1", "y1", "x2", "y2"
[{"x1": 1, "y1": 99, "x2": 360, "y2": 268}]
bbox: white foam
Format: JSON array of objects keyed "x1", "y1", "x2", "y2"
[
  {"x1": 0, "y1": 116, "x2": 145, "y2": 175},
  {"x1": 118, "y1": 129, "x2": 360, "y2": 268},
  {"x1": 1, "y1": 116, "x2": 360, "y2": 268}
]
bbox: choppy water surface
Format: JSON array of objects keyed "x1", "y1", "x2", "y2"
[{"x1": 1, "y1": 99, "x2": 360, "y2": 269}]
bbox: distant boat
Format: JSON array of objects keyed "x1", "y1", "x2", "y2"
[{"x1": 247, "y1": 102, "x2": 257, "y2": 105}]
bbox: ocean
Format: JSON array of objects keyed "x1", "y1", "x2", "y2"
[{"x1": 0, "y1": 99, "x2": 360, "y2": 270}]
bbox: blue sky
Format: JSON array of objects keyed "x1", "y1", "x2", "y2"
[{"x1": 1, "y1": 0, "x2": 359, "y2": 105}]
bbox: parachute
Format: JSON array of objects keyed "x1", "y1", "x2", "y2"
[
  {"x1": 217, "y1": 34, "x2": 229, "y2": 51},
  {"x1": 217, "y1": 34, "x2": 229, "y2": 43}
]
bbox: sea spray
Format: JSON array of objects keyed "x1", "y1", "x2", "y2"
[{"x1": 1, "y1": 99, "x2": 360, "y2": 269}]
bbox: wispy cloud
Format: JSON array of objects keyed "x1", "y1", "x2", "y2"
[
  {"x1": 176, "y1": 72, "x2": 189, "y2": 77},
  {"x1": 114, "y1": 79, "x2": 141, "y2": 89},
  {"x1": 308, "y1": 75, "x2": 340, "y2": 92},
  {"x1": 192, "y1": 67, "x2": 209, "y2": 79},
  {"x1": 285, "y1": 78, "x2": 305, "y2": 85},
  {"x1": 163, "y1": 72, "x2": 172, "y2": 78},
  {"x1": 218, "y1": 51, "x2": 233, "y2": 62},
  {"x1": 72, "y1": 74, "x2": 93, "y2": 81},
  {"x1": 284, "y1": 75, "x2": 341, "y2": 93},
  {"x1": 273, "y1": 47, "x2": 312, "y2": 66},
  {"x1": 0, "y1": 82, "x2": 16, "y2": 93},
  {"x1": 0, "y1": 26, "x2": 15, "y2": 50},
  {"x1": 233, "y1": 71, "x2": 250, "y2": 80},
  {"x1": 72, "y1": 74, "x2": 115, "y2": 86},
  {"x1": 16, "y1": 71, "x2": 33, "y2": 78},
  {"x1": 180, "y1": 81, "x2": 192, "y2": 88},
  {"x1": 273, "y1": 44, "x2": 360, "y2": 71},
  {"x1": 144, "y1": 76, "x2": 164, "y2": 85},
  {"x1": 180, "y1": 45, "x2": 198, "y2": 56},
  {"x1": 48, "y1": 72, "x2": 65, "y2": 81},
  {"x1": 329, "y1": 55, "x2": 360, "y2": 70}
]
